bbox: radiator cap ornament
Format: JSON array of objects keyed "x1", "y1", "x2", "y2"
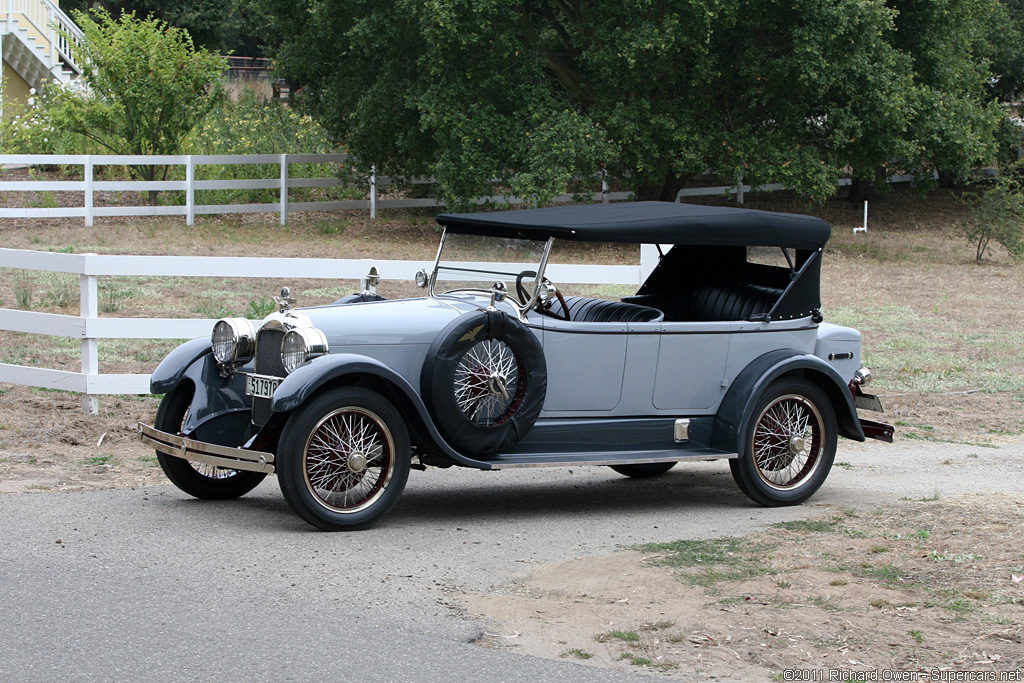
[{"x1": 274, "y1": 286, "x2": 296, "y2": 313}]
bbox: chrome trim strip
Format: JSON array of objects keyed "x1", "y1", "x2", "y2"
[
  {"x1": 488, "y1": 452, "x2": 737, "y2": 469},
  {"x1": 138, "y1": 423, "x2": 276, "y2": 474}
]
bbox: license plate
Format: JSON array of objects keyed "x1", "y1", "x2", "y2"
[
  {"x1": 245, "y1": 373, "x2": 281, "y2": 399},
  {"x1": 854, "y1": 392, "x2": 884, "y2": 413}
]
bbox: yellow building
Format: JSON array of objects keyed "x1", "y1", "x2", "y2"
[{"x1": 1, "y1": 0, "x2": 83, "y2": 118}]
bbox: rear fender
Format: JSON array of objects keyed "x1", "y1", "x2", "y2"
[{"x1": 712, "y1": 350, "x2": 865, "y2": 453}]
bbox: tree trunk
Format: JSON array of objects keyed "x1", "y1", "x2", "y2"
[
  {"x1": 847, "y1": 167, "x2": 887, "y2": 203},
  {"x1": 636, "y1": 173, "x2": 686, "y2": 203}
]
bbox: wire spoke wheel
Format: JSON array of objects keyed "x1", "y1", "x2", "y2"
[
  {"x1": 303, "y1": 407, "x2": 395, "y2": 513},
  {"x1": 278, "y1": 387, "x2": 411, "y2": 530},
  {"x1": 752, "y1": 394, "x2": 823, "y2": 490},
  {"x1": 453, "y1": 339, "x2": 521, "y2": 426},
  {"x1": 730, "y1": 378, "x2": 837, "y2": 507},
  {"x1": 154, "y1": 385, "x2": 266, "y2": 500}
]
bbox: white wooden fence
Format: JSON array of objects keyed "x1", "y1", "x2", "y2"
[
  {"x1": 0, "y1": 153, "x2": 641, "y2": 224},
  {"x1": 0, "y1": 154, "x2": 927, "y2": 227},
  {"x1": 0, "y1": 247, "x2": 648, "y2": 413}
]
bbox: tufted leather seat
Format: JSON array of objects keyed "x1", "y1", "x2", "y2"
[
  {"x1": 548, "y1": 296, "x2": 664, "y2": 323},
  {"x1": 688, "y1": 283, "x2": 782, "y2": 321}
]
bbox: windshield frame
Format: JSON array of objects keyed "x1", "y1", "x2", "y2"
[{"x1": 428, "y1": 229, "x2": 555, "y2": 317}]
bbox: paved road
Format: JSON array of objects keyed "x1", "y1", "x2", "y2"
[{"x1": 1, "y1": 438, "x2": 1021, "y2": 682}]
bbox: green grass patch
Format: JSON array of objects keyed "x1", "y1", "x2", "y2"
[
  {"x1": 772, "y1": 517, "x2": 843, "y2": 533},
  {"x1": 638, "y1": 537, "x2": 775, "y2": 588}
]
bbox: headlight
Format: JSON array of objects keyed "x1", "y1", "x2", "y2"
[
  {"x1": 281, "y1": 327, "x2": 329, "y2": 374},
  {"x1": 211, "y1": 318, "x2": 256, "y2": 365}
]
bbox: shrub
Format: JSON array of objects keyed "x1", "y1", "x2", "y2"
[{"x1": 958, "y1": 165, "x2": 1024, "y2": 264}]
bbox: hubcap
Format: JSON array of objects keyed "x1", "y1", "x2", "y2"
[{"x1": 752, "y1": 394, "x2": 824, "y2": 490}]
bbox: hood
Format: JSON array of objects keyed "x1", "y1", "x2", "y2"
[{"x1": 294, "y1": 296, "x2": 479, "y2": 347}]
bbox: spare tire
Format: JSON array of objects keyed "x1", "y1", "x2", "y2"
[
  {"x1": 332, "y1": 292, "x2": 387, "y2": 305},
  {"x1": 421, "y1": 310, "x2": 546, "y2": 455}
]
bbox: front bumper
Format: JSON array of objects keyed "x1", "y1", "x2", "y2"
[{"x1": 138, "y1": 423, "x2": 276, "y2": 474}]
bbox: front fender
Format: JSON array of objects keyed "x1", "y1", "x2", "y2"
[
  {"x1": 712, "y1": 350, "x2": 864, "y2": 453},
  {"x1": 270, "y1": 354, "x2": 485, "y2": 468},
  {"x1": 148, "y1": 343, "x2": 254, "y2": 447},
  {"x1": 150, "y1": 337, "x2": 212, "y2": 395}
]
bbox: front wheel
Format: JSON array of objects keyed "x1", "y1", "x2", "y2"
[
  {"x1": 154, "y1": 385, "x2": 267, "y2": 499},
  {"x1": 277, "y1": 387, "x2": 411, "y2": 531},
  {"x1": 729, "y1": 378, "x2": 837, "y2": 506}
]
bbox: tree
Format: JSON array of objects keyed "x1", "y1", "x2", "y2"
[
  {"x1": 48, "y1": 10, "x2": 226, "y2": 198},
  {"x1": 62, "y1": 1, "x2": 271, "y2": 56},
  {"x1": 254, "y1": 0, "x2": 1014, "y2": 207}
]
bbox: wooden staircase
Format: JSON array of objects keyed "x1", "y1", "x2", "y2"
[{"x1": 1, "y1": 0, "x2": 84, "y2": 90}]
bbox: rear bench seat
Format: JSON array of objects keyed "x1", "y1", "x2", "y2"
[
  {"x1": 687, "y1": 283, "x2": 782, "y2": 321},
  {"x1": 548, "y1": 296, "x2": 665, "y2": 323}
]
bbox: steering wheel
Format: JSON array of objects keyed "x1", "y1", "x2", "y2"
[{"x1": 516, "y1": 270, "x2": 570, "y2": 321}]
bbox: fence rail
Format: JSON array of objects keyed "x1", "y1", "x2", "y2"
[
  {"x1": 1, "y1": 154, "x2": 929, "y2": 228},
  {"x1": 0, "y1": 247, "x2": 647, "y2": 413}
]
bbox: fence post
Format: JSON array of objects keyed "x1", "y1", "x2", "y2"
[
  {"x1": 640, "y1": 244, "x2": 660, "y2": 282},
  {"x1": 601, "y1": 170, "x2": 609, "y2": 204},
  {"x1": 84, "y1": 156, "x2": 94, "y2": 227},
  {"x1": 279, "y1": 154, "x2": 289, "y2": 226},
  {"x1": 735, "y1": 174, "x2": 745, "y2": 205},
  {"x1": 370, "y1": 164, "x2": 377, "y2": 220},
  {"x1": 186, "y1": 155, "x2": 195, "y2": 226},
  {"x1": 80, "y1": 258, "x2": 99, "y2": 414}
]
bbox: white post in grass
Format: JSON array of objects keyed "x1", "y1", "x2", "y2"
[
  {"x1": 279, "y1": 154, "x2": 289, "y2": 226},
  {"x1": 80, "y1": 261, "x2": 99, "y2": 414},
  {"x1": 854, "y1": 201, "x2": 868, "y2": 233},
  {"x1": 84, "y1": 156, "x2": 94, "y2": 227},
  {"x1": 370, "y1": 164, "x2": 377, "y2": 219},
  {"x1": 186, "y1": 155, "x2": 195, "y2": 226},
  {"x1": 601, "y1": 170, "x2": 609, "y2": 204},
  {"x1": 736, "y1": 174, "x2": 745, "y2": 205}
]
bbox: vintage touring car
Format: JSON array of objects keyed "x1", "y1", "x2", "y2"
[{"x1": 140, "y1": 201, "x2": 893, "y2": 530}]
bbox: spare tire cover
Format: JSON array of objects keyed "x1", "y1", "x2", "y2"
[
  {"x1": 421, "y1": 309, "x2": 546, "y2": 455},
  {"x1": 332, "y1": 292, "x2": 388, "y2": 305}
]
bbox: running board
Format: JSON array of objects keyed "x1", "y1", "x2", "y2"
[
  {"x1": 473, "y1": 448, "x2": 737, "y2": 470},
  {"x1": 139, "y1": 423, "x2": 275, "y2": 474}
]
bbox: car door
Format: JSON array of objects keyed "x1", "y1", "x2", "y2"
[
  {"x1": 651, "y1": 320, "x2": 731, "y2": 413},
  {"x1": 536, "y1": 316, "x2": 628, "y2": 414}
]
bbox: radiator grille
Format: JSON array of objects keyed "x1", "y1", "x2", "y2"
[{"x1": 251, "y1": 327, "x2": 286, "y2": 427}]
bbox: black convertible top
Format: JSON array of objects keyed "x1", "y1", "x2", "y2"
[{"x1": 436, "y1": 201, "x2": 830, "y2": 250}]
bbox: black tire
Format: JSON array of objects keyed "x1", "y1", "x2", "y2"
[
  {"x1": 276, "y1": 387, "x2": 411, "y2": 531},
  {"x1": 421, "y1": 310, "x2": 546, "y2": 455},
  {"x1": 609, "y1": 462, "x2": 677, "y2": 479},
  {"x1": 729, "y1": 378, "x2": 837, "y2": 506},
  {"x1": 154, "y1": 385, "x2": 267, "y2": 499}
]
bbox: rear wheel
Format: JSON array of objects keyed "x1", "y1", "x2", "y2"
[
  {"x1": 609, "y1": 462, "x2": 676, "y2": 479},
  {"x1": 277, "y1": 387, "x2": 410, "y2": 531},
  {"x1": 154, "y1": 385, "x2": 267, "y2": 499},
  {"x1": 729, "y1": 378, "x2": 837, "y2": 506}
]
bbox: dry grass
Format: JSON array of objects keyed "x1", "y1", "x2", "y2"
[{"x1": 472, "y1": 495, "x2": 1024, "y2": 679}]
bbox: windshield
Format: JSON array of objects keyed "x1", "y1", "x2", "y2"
[{"x1": 433, "y1": 232, "x2": 550, "y2": 305}]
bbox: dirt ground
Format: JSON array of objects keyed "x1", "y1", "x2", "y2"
[{"x1": 468, "y1": 495, "x2": 1024, "y2": 680}]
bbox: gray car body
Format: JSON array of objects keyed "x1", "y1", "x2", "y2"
[{"x1": 150, "y1": 286, "x2": 866, "y2": 469}]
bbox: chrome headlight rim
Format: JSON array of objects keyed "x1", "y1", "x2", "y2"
[
  {"x1": 281, "y1": 327, "x2": 329, "y2": 374},
  {"x1": 211, "y1": 318, "x2": 256, "y2": 365}
]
